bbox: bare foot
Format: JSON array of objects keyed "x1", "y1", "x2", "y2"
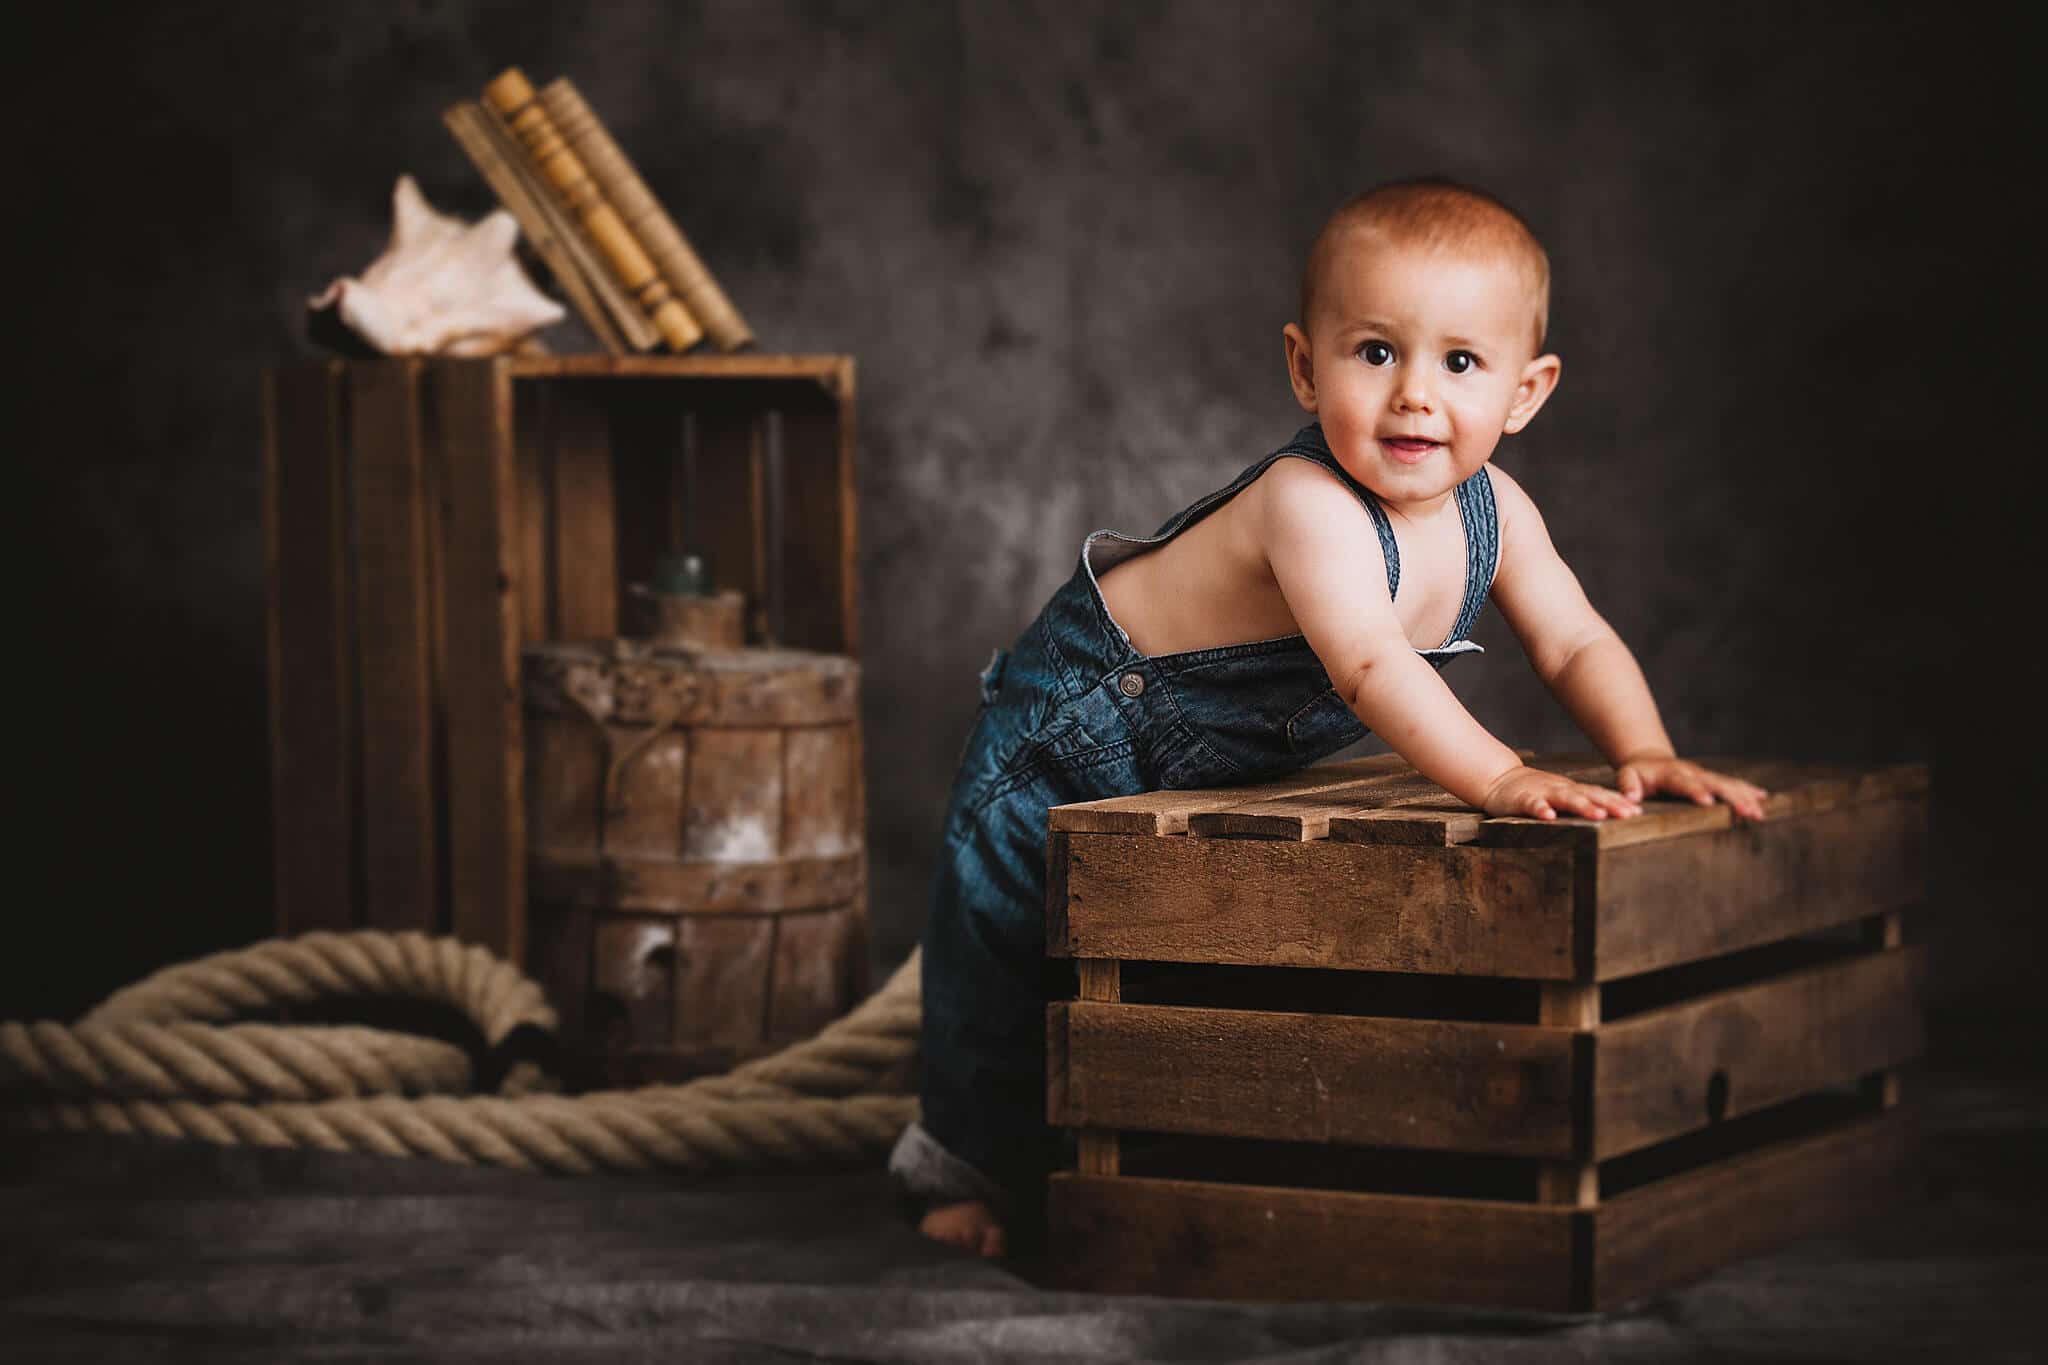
[{"x1": 919, "y1": 1199, "x2": 1007, "y2": 1258}]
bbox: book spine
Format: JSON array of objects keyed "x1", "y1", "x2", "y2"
[
  {"x1": 441, "y1": 101, "x2": 629, "y2": 355},
  {"x1": 539, "y1": 77, "x2": 756, "y2": 353},
  {"x1": 472, "y1": 100, "x2": 661, "y2": 352},
  {"x1": 482, "y1": 67, "x2": 704, "y2": 352}
]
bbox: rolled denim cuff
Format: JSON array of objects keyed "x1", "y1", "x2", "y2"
[{"x1": 886, "y1": 1120, "x2": 1007, "y2": 1217}]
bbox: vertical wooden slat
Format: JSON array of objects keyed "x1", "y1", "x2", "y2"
[
  {"x1": 781, "y1": 724, "x2": 861, "y2": 857},
  {"x1": 514, "y1": 378, "x2": 551, "y2": 643},
  {"x1": 1539, "y1": 981, "x2": 1599, "y2": 1206},
  {"x1": 550, "y1": 381, "x2": 619, "y2": 640},
  {"x1": 677, "y1": 915, "x2": 776, "y2": 1049},
  {"x1": 682, "y1": 729, "x2": 783, "y2": 861},
  {"x1": 1077, "y1": 959, "x2": 1121, "y2": 1176},
  {"x1": 606, "y1": 385, "x2": 670, "y2": 630},
  {"x1": 767, "y1": 904, "x2": 855, "y2": 1038},
  {"x1": 265, "y1": 361, "x2": 357, "y2": 934},
  {"x1": 605, "y1": 729, "x2": 686, "y2": 855},
  {"x1": 1860, "y1": 910, "x2": 1907, "y2": 1109},
  {"x1": 691, "y1": 398, "x2": 765, "y2": 640},
  {"x1": 348, "y1": 360, "x2": 438, "y2": 932},
  {"x1": 432, "y1": 358, "x2": 527, "y2": 961},
  {"x1": 779, "y1": 370, "x2": 856, "y2": 653},
  {"x1": 524, "y1": 711, "x2": 604, "y2": 856}
]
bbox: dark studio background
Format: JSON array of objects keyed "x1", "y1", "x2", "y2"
[{"x1": 10, "y1": 2, "x2": 2038, "y2": 1061}]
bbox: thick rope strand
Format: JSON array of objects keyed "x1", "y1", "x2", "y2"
[{"x1": 0, "y1": 930, "x2": 922, "y2": 1175}]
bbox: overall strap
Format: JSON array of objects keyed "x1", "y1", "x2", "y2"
[
  {"x1": 1151, "y1": 423, "x2": 1399, "y2": 598},
  {"x1": 1445, "y1": 466, "x2": 1500, "y2": 644},
  {"x1": 1272, "y1": 425, "x2": 1403, "y2": 601}
]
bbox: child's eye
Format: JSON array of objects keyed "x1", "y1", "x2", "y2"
[
  {"x1": 1444, "y1": 350, "x2": 1478, "y2": 375},
  {"x1": 1359, "y1": 340, "x2": 1394, "y2": 366}
]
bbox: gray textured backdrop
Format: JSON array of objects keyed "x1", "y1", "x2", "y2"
[{"x1": 13, "y1": 2, "x2": 2037, "y2": 1031}]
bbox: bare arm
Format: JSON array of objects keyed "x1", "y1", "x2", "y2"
[
  {"x1": 1487, "y1": 467, "x2": 1766, "y2": 817},
  {"x1": 1258, "y1": 460, "x2": 1634, "y2": 817}
]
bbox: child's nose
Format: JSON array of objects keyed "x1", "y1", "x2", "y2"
[{"x1": 1393, "y1": 365, "x2": 1435, "y2": 412}]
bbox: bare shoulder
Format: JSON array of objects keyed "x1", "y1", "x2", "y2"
[
  {"x1": 1248, "y1": 454, "x2": 1377, "y2": 537},
  {"x1": 1481, "y1": 463, "x2": 1556, "y2": 564},
  {"x1": 1481, "y1": 462, "x2": 1540, "y2": 529}
]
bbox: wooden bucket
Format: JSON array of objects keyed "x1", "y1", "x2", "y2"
[{"x1": 522, "y1": 636, "x2": 865, "y2": 1085}]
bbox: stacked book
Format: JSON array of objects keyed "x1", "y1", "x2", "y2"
[{"x1": 445, "y1": 67, "x2": 753, "y2": 354}]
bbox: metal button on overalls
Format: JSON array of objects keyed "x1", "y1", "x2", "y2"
[{"x1": 1118, "y1": 672, "x2": 1145, "y2": 698}]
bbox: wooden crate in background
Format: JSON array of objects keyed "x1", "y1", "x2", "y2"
[
  {"x1": 261, "y1": 354, "x2": 859, "y2": 964},
  {"x1": 1044, "y1": 755, "x2": 1927, "y2": 1312}
]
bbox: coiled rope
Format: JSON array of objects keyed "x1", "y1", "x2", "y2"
[{"x1": 0, "y1": 930, "x2": 920, "y2": 1176}]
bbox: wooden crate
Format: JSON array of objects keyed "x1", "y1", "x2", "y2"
[
  {"x1": 262, "y1": 354, "x2": 859, "y2": 964},
  {"x1": 1043, "y1": 754, "x2": 1927, "y2": 1312}
]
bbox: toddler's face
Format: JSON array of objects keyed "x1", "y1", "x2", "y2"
[{"x1": 1286, "y1": 237, "x2": 1556, "y2": 512}]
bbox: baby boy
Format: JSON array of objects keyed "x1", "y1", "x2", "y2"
[{"x1": 889, "y1": 178, "x2": 1769, "y2": 1259}]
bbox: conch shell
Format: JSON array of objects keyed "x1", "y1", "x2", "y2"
[{"x1": 309, "y1": 175, "x2": 566, "y2": 356}]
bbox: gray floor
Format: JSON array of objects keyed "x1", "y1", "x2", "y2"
[{"x1": 2, "y1": 1058, "x2": 2041, "y2": 1364}]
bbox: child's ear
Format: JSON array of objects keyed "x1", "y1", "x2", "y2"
[
  {"x1": 1502, "y1": 352, "x2": 1562, "y2": 433},
  {"x1": 1282, "y1": 323, "x2": 1318, "y2": 413}
]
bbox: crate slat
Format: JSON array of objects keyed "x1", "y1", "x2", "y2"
[
  {"x1": 1048, "y1": 754, "x2": 1411, "y2": 835},
  {"x1": 347, "y1": 360, "x2": 439, "y2": 933},
  {"x1": 692, "y1": 400, "x2": 765, "y2": 637},
  {"x1": 1185, "y1": 772, "x2": 1454, "y2": 840},
  {"x1": 1052, "y1": 832, "x2": 1576, "y2": 978},
  {"x1": 1594, "y1": 796, "x2": 1928, "y2": 979},
  {"x1": 1050, "y1": 1001, "x2": 1577, "y2": 1156},
  {"x1": 1593, "y1": 945, "x2": 1925, "y2": 1158},
  {"x1": 431, "y1": 359, "x2": 527, "y2": 960},
  {"x1": 1046, "y1": 1174, "x2": 1579, "y2": 1309},
  {"x1": 549, "y1": 384, "x2": 618, "y2": 640},
  {"x1": 1591, "y1": 1107, "x2": 1915, "y2": 1311},
  {"x1": 780, "y1": 376, "x2": 858, "y2": 653}
]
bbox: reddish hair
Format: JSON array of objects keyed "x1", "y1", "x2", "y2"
[{"x1": 1299, "y1": 179, "x2": 1551, "y2": 352}]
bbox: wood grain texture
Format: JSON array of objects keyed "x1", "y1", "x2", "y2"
[
  {"x1": 1050, "y1": 754, "x2": 1412, "y2": 834},
  {"x1": 768, "y1": 905, "x2": 856, "y2": 1039},
  {"x1": 265, "y1": 362, "x2": 357, "y2": 935},
  {"x1": 1050, "y1": 1002, "x2": 1578, "y2": 1156},
  {"x1": 677, "y1": 914, "x2": 774, "y2": 1047},
  {"x1": 1186, "y1": 772, "x2": 1456, "y2": 840},
  {"x1": 1591, "y1": 1107, "x2": 1915, "y2": 1311},
  {"x1": 514, "y1": 381, "x2": 551, "y2": 644},
  {"x1": 691, "y1": 401, "x2": 765, "y2": 638},
  {"x1": 682, "y1": 728, "x2": 783, "y2": 860},
  {"x1": 781, "y1": 725, "x2": 861, "y2": 858},
  {"x1": 1046, "y1": 1174, "x2": 1579, "y2": 1309},
  {"x1": 1593, "y1": 796, "x2": 1928, "y2": 979},
  {"x1": 779, "y1": 389, "x2": 857, "y2": 653},
  {"x1": 348, "y1": 360, "x2": 439, "y2": 933},
  {"x1": 602, "y1": 727, "x2": 685, "y2": 857},
  {"x1": 431, "y1": 359, "x2": 527, "y2": 960},
  {"x1": 527, "y1": 851, "x2": 863, "y2": 914},
  {"x1": 523, "y1": 709, "x2": 605, "y2": 856},
  {"x1": 1056, "y1": 833, "x2": 1576, "y2": 977},
  {"x1": 1592, "y1": 946, "x2": 1926, "y2": 1158},
  {"x1": 547, "y1": 383, "x2": 618, "y2": 640}
]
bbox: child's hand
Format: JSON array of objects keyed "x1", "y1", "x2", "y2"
[
  {"x1": 1614, "y1": 754, "x2": 1769, "y2": 821},
  {"x1": 1481, "y1": 766, "x2": 1642, "y2": 822}
]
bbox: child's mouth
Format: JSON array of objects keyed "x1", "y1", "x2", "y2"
[{"x1": 1380, "y1": 437, "x2": 1441, "y2": 464}]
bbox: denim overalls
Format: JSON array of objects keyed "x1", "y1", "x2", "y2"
[{"x1": 887, "y1": 422, "x2": 1501, "y2": 1227}]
